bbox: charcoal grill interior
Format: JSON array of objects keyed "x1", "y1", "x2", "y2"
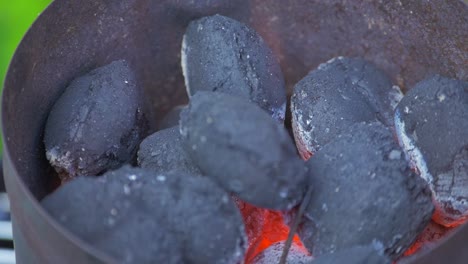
[{"x1": 1, "y1": 0, "x2": 467, "y2": 263}]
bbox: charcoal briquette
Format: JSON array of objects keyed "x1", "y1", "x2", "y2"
[
  {"x1": 251, "y1": 241, "x2": 313, "y2": 264},
  {"x1": 158, "y1": 105, "x2": 186, "y2": 130},
  {"x1": 395, "y1": 75, "x2": 468, "y2": 227},
  {"x1": 298, "y1": 122, "x2": 433, "y2": 260},
  {"x1": 311, "y1": 244, "x2": 391, "y2": 264},
  {"x1": 180, "y1": 92, "x2": 307, "y2": 210},
  {"x1": 42, "y1": 166, "x2": 246, "y2": 264},
  {"x1": 44, "y1": 60, "x2": 147, "y2": 182},
  {"x1": 182, "y1": 14, "x2": 287, "y2": 122},
  {"x1": 41, "y1": 171, "x2": 181, "y2": 264},
  {"x1": 291, "y1": 57, "x2": 403, "y2": 159},
  {"x1": 137, "y1": 126, "x2": 202, "y2": 175}
]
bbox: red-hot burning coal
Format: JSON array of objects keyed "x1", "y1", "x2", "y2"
[
  {"x1": 236, "y1": 198, "x2": 459, "y2": 263},
  {"x1": 403, "y1": 220, "x2": 456, "y2": 257},
  {"x1": 234, "y1": 199, "x2": 308, "y2": 263}
]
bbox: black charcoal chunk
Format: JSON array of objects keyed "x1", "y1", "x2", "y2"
[
  {"x1": 395, "y1": 75, "x2": 468, "y2": 227},
  {"x1": 251, "y1": 242, "x2": 313, "y2": 264},
  {"x1": 44, "y1": 60, "x2": 147, "y2": 182},
  {"x1": 312, "y1": 244, "x2": 391, "y2": 264},
  {"x1": 42, "y1": 173, "x2": 181, "y2": 263},
  {"x1": 182, "y1": 14, "x2": 287, "y2": 122},
  {"x1": 158, "y1": 105, "x2": 186, "y2": 130},
  {"x1": 291, "y1": 57, "x2": 402, "y2": 159},
  {"x1": 298, "y1": 122, "x2": 433, "y2": 260},
  {"x1": 42, "y1": 166, "x2": 246, "y2": 264},
  {"x1": 180, "y1": 92, "x2": 307, "y2": 210},
  {"x1": 137, "y1": 126, "x2": 201, "y2": 175}
]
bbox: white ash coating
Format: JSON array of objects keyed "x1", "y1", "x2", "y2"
[
  {"x1": 291, "y1": 57, "x2": 401, "y2": 159},
  {"x1": 394, "y1": 75, "x2": 468, "y2": 227}
]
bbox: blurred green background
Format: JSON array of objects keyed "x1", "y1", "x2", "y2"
[{"x1": 0, "y1": 0, "x2": 52, "y2": 151}]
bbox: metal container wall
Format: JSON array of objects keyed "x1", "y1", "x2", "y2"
[{"x1": 2, "y1": 0, "x2": 467, "y2": 263}]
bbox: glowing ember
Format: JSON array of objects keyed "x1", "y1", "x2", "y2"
[
  {"x1": 236, "y1": 190, "x2": 457, "y2": 264},
  {"x1": 234, "y1": 198, "x2": 308, "y2": 263},
  {"x1": 403, "y1": 221, "x2": 455, "y2": 257}
]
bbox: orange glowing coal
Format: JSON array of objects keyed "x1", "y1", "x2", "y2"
[
  {"x1": 235, "y1": 198, "x2": 459, "y2": 263},
  {"x1": 403, "y1": 220, "x2": 455, "y2": 258},
  {"x1": 234, "y1": 199, "x2": 308, "y2": 263}
]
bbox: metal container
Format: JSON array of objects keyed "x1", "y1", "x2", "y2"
[{"x1": 2, "y1": 0, "x2": 467, "y2": 263}]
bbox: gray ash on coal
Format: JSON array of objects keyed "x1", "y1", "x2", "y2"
[
  {"x1": 181, "y1": 14, "x2": 287, "y2": 122},
  {"x1": 180, "y1": 92, "x2": 307, "y2": 210},
  {"x1": 291, "y1": 57, "x2": 403, "y2": 159},
  {"x1": 158, "y1": 105, "x2": 186, "y2": 130},
  {"x1": 311, "y1": 244, "x2": 390, "y2": 264},
  {"x1": 297, "y1": 122, "x2": 433, "y2": 260},
  {"x1": 251, "y1": 242, "x2": 312, "y2": 264},
  {"x1": 395, "y1": 75, "x2": 468, "y2": 227},
  {"x1": 137, "y1": 126, "x2": 201, "y2": 175},
  {"x1": 42, "y1": 166, "x2": 246, "y2": 264},
  {"x1": 44, "y1": 60, "x2": 147, "y2": 182}
]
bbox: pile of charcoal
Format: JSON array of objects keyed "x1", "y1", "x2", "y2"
[{"x1": 41, "y1": 14, "x2": 467, "y2": 264}]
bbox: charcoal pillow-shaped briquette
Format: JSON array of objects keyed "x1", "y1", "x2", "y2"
[
  {"x1": 44, "y1": 60, "x2": 147, "y2": 182},
  {"x1": 291, "y1": 57, "x2": 403, "y2": 159},
  {"x1": 180, "y1": 92, "x2": 307, "y2": 210},
  {"x1": 42, "y1": 166, "x2": 246, "y2": 264},
  {"x1": 41, "y1": 173, "x2": 181, "y2": 263},
  {"x1": 298, "y1": 122, "x2": 433, "y2": 260},
  {"x1": 181, "y1": 14, "x2": 287, "y2": 122},
  {"x1": 137, "y1": 126, "x2": 202, "y2": 175},
  {"x1": 251, "y1": 242, "x2": 313, "y2": 264},
  {"x1": 311, "y1": 244, "x2": 391, "y2": 264},
  {"x1": 395, "y1": 75, "x2": 468, "y2": 227},
  {"x1": 158, "y1": 105, "x2": 186, "y2": 130}
]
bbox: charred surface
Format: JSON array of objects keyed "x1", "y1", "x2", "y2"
[
  {"x1": 395, "y1": 75, "x2": 468, "y2": 227},
  {"x1": 182, "y1": 15, "x2": 287, "y2": 121},
  {"x1": 180, "y1": 92, "x2": 307, "y2": 210},
  {"x1": 44, "y1": 60, "x2": 147, "y2": 182},
  {"x1": 137, "y1": 126, "x2": 201, "y2": 175},
  {"x1": 291, "y1": 57, "x2": 401, "y2": 158},
  {"x1": 298, "y1": 122, "x2": 433, "y2": 260},
  {"x1": 42, "y1": 166, "x2": 246, "y2": 264}
]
